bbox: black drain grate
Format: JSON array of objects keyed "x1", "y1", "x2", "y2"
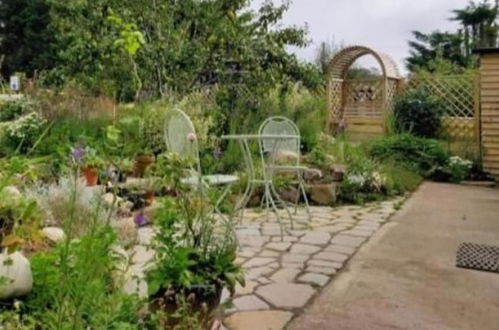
[{"x1": 456, "y1": 242, "x2": 499, "y2": 273}]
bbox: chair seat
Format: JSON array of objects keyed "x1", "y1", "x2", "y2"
[{"x1": 181, "y1": 174, "x2": 239, "y2": 186}]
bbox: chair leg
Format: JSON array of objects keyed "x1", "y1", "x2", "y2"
[{"x1": 298, "y1": 175, "x2": 311, "y2": 222}]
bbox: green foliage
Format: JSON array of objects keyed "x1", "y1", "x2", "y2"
[
  {"x1": 406, "y1": 1, "x2": 498, "y2": 73},
  {"x1": 2, "y1": 112, "x2": 47, "y2": 154},
  {"x1": 368, "y1": 134, "x2": 449, "y2": 176},
  {"x1": 0, "y1": 0, "x2": 316, "y2": 100},
  {"x1": 393, "y1": 87, "x2": 446, "y2": 138},
  {"x1": 146, "y1": 154, "x2": 244, "y2": 301},
  {"x1": 0, "y1": 98, "x2": 36, "y2": 122},
  {"x1": 437, "y1": 155, "x2": 474, "y2": 182},
  {"x1": 25, "y1": 224, "x2": 142, "y2": 329},
  {"x1": 0, "y1": 0, "x2": 56, "y2": 78}
]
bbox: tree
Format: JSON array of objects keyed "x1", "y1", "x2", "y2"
[
  {"x1": 0, "y1": 0, "x2": 56, "y2": 78},
  {"x1": 406, "y1": 31, "x2": 471, "y2": 73},
  {"x1": 452, "y1": 0, "x2": 499, "y2": 56}
]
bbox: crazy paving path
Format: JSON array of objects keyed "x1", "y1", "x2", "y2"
[{"x1": 220, "y1": 197, "x2": 405, "y2": 330}]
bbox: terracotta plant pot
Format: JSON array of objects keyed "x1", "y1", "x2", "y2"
[
  {"x1": 150, "y1": 284, "x2": 222, "y2": 329},
  {"x1": 144, "y1": 190, "x2": 155, "y2": 206},
  {"x1": 82, "y1": 167, "x2": 99, "y2": 186},
  {"x1": 134, "y1": 154, "x2": 155, "y2": 177}
]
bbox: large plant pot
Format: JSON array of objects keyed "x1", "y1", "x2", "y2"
[
  {"x1": 82, "y1": 167, "x2": 99, "y2": 186},
  {"x1": 134, "y1": 155, "x2": 155, "y2": 177},
  {"x1": 150, "y1": 284, "x2": 222, "y2": 329}
]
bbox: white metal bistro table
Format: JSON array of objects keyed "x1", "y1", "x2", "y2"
[{"x1": 221, "y1": 134, "x2": 299, "y2": 237}]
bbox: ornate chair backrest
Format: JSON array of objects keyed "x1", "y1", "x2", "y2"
[
  {"x1": 258, "y1": 116, "x2": 301, "y2": 166},
  {"x1": 164, "y1": 109, "x2": 201, "y2": 174}
]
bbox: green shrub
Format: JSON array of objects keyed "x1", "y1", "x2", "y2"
[
  {"x1": 393, "y1": 87, "x2": 445, "y2": 138},
  {"x1": 0, "y1": 98, "x2": 36, "y2": 122},
  {"x1": 3, "y1": 112, "x2": 47, "y2": 154},
  {"x1": 368, "y1": 134, "x2": 449, "y2": 176}
]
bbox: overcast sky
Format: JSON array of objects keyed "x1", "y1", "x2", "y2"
[{"x1": 251, "y1": 0, "x2": 471, "y2": 75}]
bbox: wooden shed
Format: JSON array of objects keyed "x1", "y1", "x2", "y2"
[{"x1": 475, "y1": 48, "x2": 499, "y2": 179}]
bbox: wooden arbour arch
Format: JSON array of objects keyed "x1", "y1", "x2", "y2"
[{"x1": 326, "y1": 46, "x2": 402, "y2": 135}]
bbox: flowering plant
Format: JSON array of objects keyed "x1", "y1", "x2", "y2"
[{"x1": 444, "y1": 156, "x2": 473, "y2": 182}]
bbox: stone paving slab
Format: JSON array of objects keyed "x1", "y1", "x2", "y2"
[
  {"x1": 123, "y1": 195, "x2": 404, "y2": 330},
  {"x1": 222, "y1": 196, "x2": 404, "y2": 330}
]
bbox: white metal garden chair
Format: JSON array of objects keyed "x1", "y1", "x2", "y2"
[
  {"x1": 258, "y1": 116, "x2": 311, "y2": 223},
  {"x1": 164, "y1": 109, "x2": 238, "y2": 213}
]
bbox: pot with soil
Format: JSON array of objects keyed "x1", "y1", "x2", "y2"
[
  {"x1": 150, "y1": 284, "x2": 223, "y2": 329},
  {"x1": 82, "y1": 167, "x2": 99, "y2": 186},
  {"x1": 134, "y1": 154, "x2": 155, "y2": 177}
]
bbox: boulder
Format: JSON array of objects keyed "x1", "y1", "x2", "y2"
[
  {"x1": 271, "y1": 150, "x2": 299, "y2": 164},
  {"x1": 42, "y1": 227, "x2": 65, "y2": 243},
  {"x1": 279, "y1": 187, "x2": 299, "y2": 203},
  {"x1": 103, "y1": 193, "x2": 123, "y2": 206},
  {"x1": 303, "y1": 168, "x2": 323, "y2": 182},
  {"x1": 3, "y1": 186, "x2": 21, "y2": 200},
  {"x1": 122, "y1": 265, "x2": 148, "y2": 298},
  {"x1": 309, "y1": 183, "x2": 338, "y2": 205},
  {"x1": 113, "y1": 217, "x2": 138, "y2": 246},
  {"x1": 0, "y1": 252, "x2": 33, "y2": 299}
]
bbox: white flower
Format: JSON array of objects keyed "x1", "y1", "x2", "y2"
[{"x1": 346, "y1": 173, "x2": 366, "y2": 187}]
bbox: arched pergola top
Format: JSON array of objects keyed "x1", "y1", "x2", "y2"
[{"x1": 327, "y1": 45, "x2": 401, "y2": 81}]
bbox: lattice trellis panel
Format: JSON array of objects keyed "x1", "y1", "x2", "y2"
[
  {"x1": 328, "y1": 78, "x2": 343, "y2": 121},
  {"x1": 344, "y1": 79, "x2": 383, "y2": 117},
  {"x1": 405, "y1": 74, "x2": 478, "y2": 141},
  {"x1": 386, "y1": 79, "x2": 399, "y2": 110}
]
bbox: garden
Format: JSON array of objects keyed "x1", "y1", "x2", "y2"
[{"x1": 0, "y1": 0, "x2": 495, "y2": 329}]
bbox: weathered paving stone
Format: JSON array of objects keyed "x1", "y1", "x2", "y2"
[
  {"x1": 289, "y1": 243, "x2": 322, "y2": 255},
  {"x1": 306, "y1": 266, "x2": 336, "y2": 275},
  {"x1": 270, "y1": 236, "x2": 298, "y2": 242},
  {"x1": 262, "y1": 227, "x2": 283, "y2": 237},
  {"x1": 288, "y1": 230, "x2": 307, "y2": 237},
  {"x1": 239, "y1": 235, "x2": 269, "y2": 248},
  {"x1": 243, "y1": 257, "x2": 276, "y2": 268},
  {"x1": 269, "y1": 268, "x2": 301, "y2": 283},
  {"x1": 297, "y1": 272, "x2": 329, "y2": 286},
  {"x1": 319, "y1": 224, "x2": 350, "y2": 233},
  {"x1": 281, "y1": 253, "x2": 309, "y2": 263},
  {"x1": 237, "y1": 228, "x2": 261, "y2": 236},
  {"x1": 330, "y1": 234, "x2": 365, "y2": 248},
  {"x1": 307, "y1": 259, "x2": 343, "y2": 269},
  {"x1": 265, "y1": 242, "x2": 292, "y2": 252},
  {"x1": 232, "y1": 295, "x2": 270, "y2": 311},
  {"x1": 131, "y1": 245, "x2": 155, "y2": 265},
  {"x1": 300, "y1": 231, "x2": 330, "y2": 245},
  {"x1": 235, "y1": 280, "x2": 258, "y2": 296},
  {"x1": 235, "y1": 257, "x2": 247, "y2": 265},
  {"x1": 324, "y1": 244, "x2": 356, "y2": 255},
  {"x1": 259, "y1": 249, "x2": 281, "y2": 257},
  {"x1": 342, "y1": 229, "x2": 373, "y2": 238},
  {"x1": 281, "y1": 262, "x2": 305, "y2": 269},
  {"x1": 256, "y1": 277, "x2": 272, "y2": 284},
  {"x1": 246, "y1": 264, "x2": 278, "y2": 280},
  {"x1": 256, "y1": 283, "x2": 315, "y2": 308},
  {"x1": 314, "y1": 251, "x2": 349, "y2": 263},
  {"x1": 137, "y1": 227, "x2": 155, "y2": 245},
  {"x1": 238, "y1": 248, "x2": 259, "y2": 258},
  {"x1": 224, "y1": 311, "x2": 293, "y2": 330}
]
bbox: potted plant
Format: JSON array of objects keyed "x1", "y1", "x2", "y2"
[
  {"x1": 145, "y1": 157, "x2": 244, "y2": 328},
  {"x1": 134, "y1": 152, "x2": 155, "y2": 177},
  {"x1": 81, "y1": 148, "x2": 104, "y2": 186}
]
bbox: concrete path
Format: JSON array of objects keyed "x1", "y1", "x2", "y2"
[{"x1": 289, "y1": 182, "x2": 499, "y2": 330}]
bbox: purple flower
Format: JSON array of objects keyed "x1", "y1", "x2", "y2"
[
  {"x1": 71, "y1": 145, "x2": 85, "y2": 163},
  {"x1": 134, "y1": 211, "x2": 148, "y2": 227}
]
